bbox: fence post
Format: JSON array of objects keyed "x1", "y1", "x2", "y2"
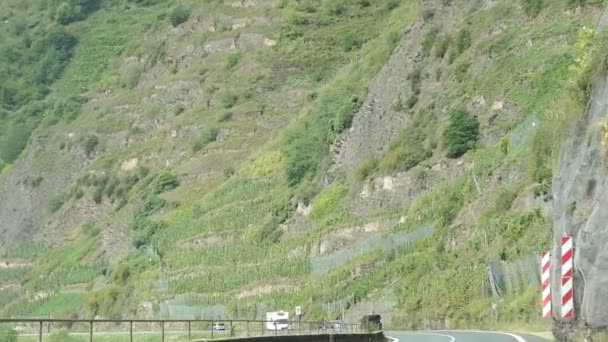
[
  {"x1": 129, "y1": 320, "x2": 133, "y2": 342},
  {"x1": 188, "y1": 321, "x2": 191, "y2": 341},
  {"x1": 246, "y1": 320, "x2": 249, "y2": 337},
  {"x1": 261, "y1": 320, "x2": 264, "y2": 336},
  {"x1": 274, "y1": 323, "x2": 277, "y2": 336},
  {"x1": 211, "y1": 321, "x2": 214, "y2": 339},
  {"x1": 230, "y1": 320, "x2": 234, "y2": 337},
  {"x1": 161, "y1": 321, "x2": 165, "y2": 342},
  {"x1": 89, "y1": 321, "x2": 93, "y2": 342},
  {"x1": 38, "y1": 321, "x2": 42, "y2": 342}
]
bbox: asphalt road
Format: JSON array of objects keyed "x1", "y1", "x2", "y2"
[{"x1": 386, "y1": 330, "x2": 550, "y2": 342}]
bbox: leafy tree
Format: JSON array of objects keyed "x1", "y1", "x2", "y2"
[{"x1": 443, "y1": 108, "x2": 479, "y2": 158}]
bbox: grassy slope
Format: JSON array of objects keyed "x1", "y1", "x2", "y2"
[{"x1": 0, "y1": 0, "x2": 603, "y2": 332}]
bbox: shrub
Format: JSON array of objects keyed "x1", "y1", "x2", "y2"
[
  {"x1": 454, "y1": 28, "x2": 472, "y2": 55},
  {"x1": 454, "y1": 61, "x2": 470, "y2": 82},
  {"x1": 83, "y1": 135, "x2": 99, "y2": 157},
  {"x1": 443, "y1": 108, "x2": 479, "y2": 158},
  {"x1": 343, "y1": 32, "x2": 364, "y2": 52},
  {"x1": 50, "y1": 95, "x2": 87, "y2": 121},
  {"x1": 309, "y1": 183, "x2": 348, "y2": 220},
  {"x1": 192, "y1": 126, "x2": 219, "y2": 151},
  {"x1": 216, "y1": 111, "x2": 232, "y2": 122},
  {"x1": 520, "y1": 0, "x2": 544, "y2": 16},
  {"x1": 405, "y1": 94, "x2": 418, "y2": 109},
  {"x1": 169, "y1": 6, "x2": 190, "y2": 27},
  {"x1": 422, "y1": 9, "x2": 435, "y2": 21},
  {"x1": 0, "y1": 123, "x2": 31, "y2": 164},
  {"x1": 448, "y1": 30, "x2": 471, "y2": 64},
  {"x1": 111, "y1": 264, "x2": 130, "y2": 285},
  {"x1": 380, "y1": 111, "x2": 436, "y2": 172},
  {"x1": 385, "y1": 0, "x2": 400, "y2": 11},
  {"x1": 120, "y1": 64, "x2": 143, "y2": 89},
  {"x1": 170, "y1": 106, "x2": 184, "y2": 117},
  {"x1": 434, "y1": 34, "x2": 451, "y2": 59},
  {"x1": 154, "y1": 171, "x2": 179, "y2": 194},
  {"x1": 408, "y1": 67, "x2": 423, "y2": 92},
  {"x1": 226, "y1": 53, "x2": 241, "y2": 69},
  {"x1": 92, "y1": 186, "x2": 104, "y2": 204},
  {"x1": 220, "y1": 91, "x2": 238, "y2": 109},
  {"x1": 81, "y1": 223, "x2": 100, "y2": 238},
  {"x1": 49, "y1": 193, "x2": 68, "y2": 213},
  {"x1": 421, "y1": 27, "x2": 439, "y2": 55},
  {"x1": 353, "y1": 156, "x2": 378, "y2": 181},
  {"x1": 325, "y1": 1, "x2": 347, "y2": 16},
  {"x1": 223, "y1": 167, "x2": 236, "y2": 179}
]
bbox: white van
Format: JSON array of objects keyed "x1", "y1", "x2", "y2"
[{"x1": 266, "y1": 311, "x2": 289, "y2": 330}]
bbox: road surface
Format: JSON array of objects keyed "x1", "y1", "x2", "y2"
[{"x1": 387, "y1": 330, "x2": 550, "y2": 342}]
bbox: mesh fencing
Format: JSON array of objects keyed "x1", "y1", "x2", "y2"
[
  {"x1": 311, "y1": 225, "x2": 435, "y2": 274},
  {"x1": 487, "y1": 255, "x2": 540, "y2": 297}
]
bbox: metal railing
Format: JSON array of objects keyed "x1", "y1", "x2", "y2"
[{"x1": 0, "y1": 318, "x2": 367, "y2": 342}]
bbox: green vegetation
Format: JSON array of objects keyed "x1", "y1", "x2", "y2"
[
  {"x1": 169, "y1": 6, "x2": 190, "y2": 27},
  {"x1": 380, "y1": 111, "x2": 436, "y2": 172},
  {"x1": 520, "y1": 0, "x2": 544, "y2": 16},
  {"x1": 83, "y1": 135, "x2": 99, "y2": 157},
  {"x1": 154, "y1": 171, "x2": 180, "y2": 194},
  {"x1": 0, "y1": 0, "x2": 601, "y2": 332},
  {"x1": 443, "y1": 109, "x2": 480, "y2": 158},
  {"x1": 353, "y1": 156, "x2": 379, "y2": 181}
]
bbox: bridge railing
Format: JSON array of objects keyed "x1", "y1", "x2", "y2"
[{"x1": 0, "y1": 318, "x2": 369, "y2": 342}]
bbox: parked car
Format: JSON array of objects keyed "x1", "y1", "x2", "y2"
[
  {"x1": 330, "y1": 320, "x2": 345, "y2": 330},
  {"x1": 361, "y1": 314, "x2": 382, "y2": 331}
]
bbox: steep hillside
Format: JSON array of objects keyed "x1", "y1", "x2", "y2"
[{"x1": 0, "y1": 0, "x2": 605, "y2": 336}]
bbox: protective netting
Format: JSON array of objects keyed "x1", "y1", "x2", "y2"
[
  {"x1": 487, "y1": 255, "x2": 540, "y2": 297},
  {"x1": 311, "y1": 225, "x2": 435, "y2": 274}
]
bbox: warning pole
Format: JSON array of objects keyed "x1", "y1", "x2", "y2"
[
  {"x1": 561, "y1": 236, "x2": 574, "y2": 319},
  {"x1": 541, "y1": 251, "x2": 552, "y2": 318}
]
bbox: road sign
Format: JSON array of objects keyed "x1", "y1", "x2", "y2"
[{"x1": 295, "y1": 306, "x2": 301, "y2": 316}]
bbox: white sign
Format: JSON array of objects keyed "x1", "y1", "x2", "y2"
[{"x1": 295, "y1": 306, "x2": 301, "y2": 316}]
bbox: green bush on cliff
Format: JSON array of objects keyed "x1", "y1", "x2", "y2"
[{"x1": 444, "y1": 108, "x2": 479, "y2": 158}]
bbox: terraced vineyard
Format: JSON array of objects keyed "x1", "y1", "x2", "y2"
[{"x1": 0, "y1": 0, "x2": 605, "y2": 335}]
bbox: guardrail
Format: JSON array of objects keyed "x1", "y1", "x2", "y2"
[{"x1": 0, "y1": 318, "x2": 368, "y2": 342}]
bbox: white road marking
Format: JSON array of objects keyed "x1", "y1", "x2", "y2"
[
  {"x1": 437, "y1": 330, "x2": 528, "y2": 342},
  {"x1": 387, "y1": 332, "x2": 456, "y2": 342}
]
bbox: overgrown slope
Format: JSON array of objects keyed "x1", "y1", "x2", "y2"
[{"x1": 0, "y1": 0, "x2": 603, "y2": 333}]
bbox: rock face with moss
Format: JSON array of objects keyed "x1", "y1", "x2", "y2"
[{"x1": 552, "y1": 15, "x2": 608, "y2": 335}]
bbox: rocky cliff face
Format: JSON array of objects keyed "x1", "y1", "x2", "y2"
[{"x1": 552, "y1": 5, "x2": 608, "y2": 338}]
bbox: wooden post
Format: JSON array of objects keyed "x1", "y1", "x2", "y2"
[
  {"x1": 188, "y1": 321, "x2": 191, "y2": 341},
  {"x1": 211, "y1": 321, "x2": 214, "y2": 339},
  {"x1": 89, "y1": 321, "x2": 93, "y2": 342},
  {"x1": 161, "y1": 321, "x2": 165, "y2": 342},
  {"x1": 246, "y1": 320, "x2": 249, "y2": 337},
  {"x1": 38, "y1": 321, "x2": 42, "y2": 342},
  {"x1": 230, "y1": 320, "x2": 234, "y2": 337},
  {"x1": 129, "y1": 321, "x2": 133, "y2": 342}
]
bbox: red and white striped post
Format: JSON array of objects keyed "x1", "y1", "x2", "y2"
[
  {"x1": 541, "y1": 251, "x2": 551, "y2": 318},
  {"x1": 561, "y1": 236, "x2": 574, "y2": 319}
]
